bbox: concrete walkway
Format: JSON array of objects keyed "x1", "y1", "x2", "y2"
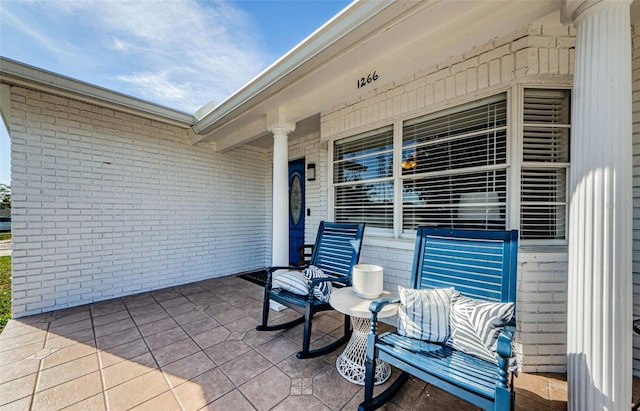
[{"x1": 0, "y1": 239, "x2": 10, "y2": 257}]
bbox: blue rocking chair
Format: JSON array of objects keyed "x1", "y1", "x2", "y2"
[{"x1": 256, "y1": 221, "x2": 365, "y2": 359}]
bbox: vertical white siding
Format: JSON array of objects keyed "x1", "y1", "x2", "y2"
[{"x1": 632, "y1": 19, "x2": 640, "y2": 376}]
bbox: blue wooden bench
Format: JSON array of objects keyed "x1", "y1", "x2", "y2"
[{"x1": 359, "y1": 227, "x2": 518, "y2": 411}]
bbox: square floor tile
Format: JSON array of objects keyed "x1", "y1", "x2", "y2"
[
  {"x1": 150, "y1": 338, "x2": 200, "y2": 367},
  {"x1": 33, "y1": 371, "x2": 103, "y2": 410},
  {"x1": 129, "y1": 390, "x2": 181, "y2": 411},
  {"x1": 37, "y1": 353, "x2": 99, "y2": 392},
  {"x1": 0, "y1": 372, "x2": 37, "y2": 407},
  {"x1": 239, "y1": 366, "x2": 291, "y2": 410},
  {"x1": 255, "y1": 336, "x2": 300, "y2": 364},
  {"x1": 41, "y1": 341, "x2": 96, "y2": 370},
  {"x1": 219, "y1": 350, "x2": 271, "y2": 386},
  {"x1": 144, "y1": 326, "x2": 188, "y2": 350},
  {"x1": 161, "y1": 351, "x2": 215, "y2": 387},
  {"x1": 106, "y1": 369, "x2": 171, "y2": 411},
  {"x1": 102, "y1": 352, "x2": 157, "y2": 389},
  {"x1": 172, "y1": 368, "x2": 234, "y2": 410},
  {"x1": 191, "y1": 326, "x2": 230, "y2": 349},
  {"x1": 206, "y1": 389, "x2": 256, "y2": 411},
  {"x1": 99, "y1": 338, "x2": 150, "y2": 368},
  {"x1": 205, "y1": 340, "x2": 251, "y2": 366}
]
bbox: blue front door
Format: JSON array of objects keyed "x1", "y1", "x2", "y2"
[{"x1": 289, "y1": 158, "x2": 305, "y2": 265}]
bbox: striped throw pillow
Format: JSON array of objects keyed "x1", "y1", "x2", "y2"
[
  {"x1": 446, "y1": 292, "x2": 514, "y2": 364},
  {"x1": 303, "y1": 265, "x2": 332, "y2": 303},
  {"x1": 397, "y1": 286, "x2": 455, "y2": 342},
  {"x1": 272, "y1": 271, "x2": 309, "y2": 296}
]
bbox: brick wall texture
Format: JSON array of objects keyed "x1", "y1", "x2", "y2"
[{"x1": 9, "y1": 87, "x2": 271, "y2": 316}]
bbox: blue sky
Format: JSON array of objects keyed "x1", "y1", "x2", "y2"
[{"x1": 0, "y1": 0, "x2": 351, "y2": 186}]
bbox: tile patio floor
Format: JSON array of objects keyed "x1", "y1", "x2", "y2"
[{"x1": 0, "y1": 274, "x2": 584, "y2": 410}]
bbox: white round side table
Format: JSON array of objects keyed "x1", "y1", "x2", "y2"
[{"x1": 329, "y1": 286, "x2": 398, "y2": 385}]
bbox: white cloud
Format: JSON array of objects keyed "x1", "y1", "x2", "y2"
[
  {"x1": 0, "y1": 7, "x2": 84, "y2": 64},
  {"x1": 117, "y1": 70, "x2": 191, "y2": 104},
  {"x1": 15, "y1": 0, "x2": 270, "y2": 113},
  {"x1": 109, "y1": 37, "x2": 131, "y2": 52}
]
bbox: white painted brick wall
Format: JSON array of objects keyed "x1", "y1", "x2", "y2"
[
  {"x1": 321, "y1": 20, "x2": 574, "y2": 141},
  {"x1": 515, "y1": 250, "x2": 568, "y2": 372},
  {"x1": 9, "y1": 87, "x2": 271, "y2": 316},
  {"x1": 320, "y1": 18, "x2": 575, "y2": 372}
]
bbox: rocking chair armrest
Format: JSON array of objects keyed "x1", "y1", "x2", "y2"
[
  {"x1": 308, "y1": 276, "x2": 332, "y2": 287},
  {"x1": 308, "y1": 276, "x2": 350, "y2": 287},
  {"x1": 265, "y1": 265, "x2": 309, "y2": 292},
  {"x1": 497, "y1": 324, "x2": 515, "y2": 358}
]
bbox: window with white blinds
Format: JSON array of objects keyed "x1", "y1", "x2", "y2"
[
  {"x1": 521, "y1": 89, "x2": 571, "y2": 240},
  {"x1": 401, "y1": 94, "x2": 508, "y2": 231},
  {"x1": 333, "y1": 126, "x2": 394, "y2": 228}
]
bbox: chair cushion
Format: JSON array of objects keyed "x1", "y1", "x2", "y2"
[
  {"x1": 271, "y1": 266, "x2": 332, "y2": 303},
  {"x1": 303, "y1": 265, "x2": 332, "y2": 303},
  {"x1": 446, "y1": 292, "x2": 514, "y2": 364},
  {"x1": 272, "y1": 271, "x2": 309, "y2": 296},
  {"x1": 397, "y1": 286, "x2": 454, "y2": 342}
]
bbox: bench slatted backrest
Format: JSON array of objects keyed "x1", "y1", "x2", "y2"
[
  {"x1": 411, "y1": 227, "x2": 518, "y2": 304},
  {"x1": 310, "y1": 221, "x2": 365, "y2": 278}
]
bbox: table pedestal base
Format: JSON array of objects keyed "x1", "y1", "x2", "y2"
[{"x1": 336, "y1": 316, "x2": 391, "y2": 385}]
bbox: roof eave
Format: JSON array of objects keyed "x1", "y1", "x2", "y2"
[{"x1": 0, "y1": 57, "x2": 194, "y2": 128}]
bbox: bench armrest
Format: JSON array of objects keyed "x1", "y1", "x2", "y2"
[
  {"x1": 366, "y1": 297, "x2": 400, "y2": 332},
  {"x1": 497, "y1": 324, "x2": 515, "y2": 358},
  {"x1": 369, "y1": 298, "x2": 400, "y2": 314}
]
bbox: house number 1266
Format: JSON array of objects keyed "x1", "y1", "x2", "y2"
[{"x1": 357, "y1": 71, "x2": 378, "y2": 89}]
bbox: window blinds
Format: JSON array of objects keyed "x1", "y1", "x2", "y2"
[
  {"x1": 521, "y1": 89, "x2": 571, "y2": 240},
  {"x1": 401, "y1": 94, "x2": 508, "y2": 231}
]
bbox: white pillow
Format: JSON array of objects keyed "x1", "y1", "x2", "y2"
[
  {"x1": 446, "y1": 292, "x2": 514, "y2": 364},
  {"x1": 272, "y1": 271, "x2": 309, "y2": 295},
  {"x1": 397, "y1": 286, "x2": 455, "y2": 342},
  {"x1": 271, "y1": 267, "x2": 332, "y2": 303}
]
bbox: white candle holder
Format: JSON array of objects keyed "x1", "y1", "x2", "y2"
[{"x1": 351, "y1": 264, "x2": 383, "y2": 299}]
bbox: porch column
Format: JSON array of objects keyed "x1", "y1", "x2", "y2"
[
  {"x1": 270, "y1": 123, "x2": 295, "y2": 266},
  {"x1": 566, "y1": 1, "x2": 632, "y2": 410}
]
